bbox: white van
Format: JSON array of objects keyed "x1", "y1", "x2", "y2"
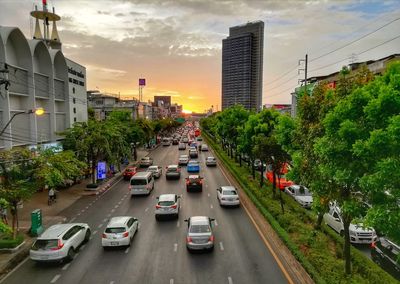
[{"x1": 129, "y1": 172, "x2": 154, "y2": 196}]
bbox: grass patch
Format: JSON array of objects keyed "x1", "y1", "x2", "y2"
[
  {"x1": 202, "y1": 131, "x2": 397, "y2": 284},
  {"x1": 0, "y1": 234, "x2": 24, "y2": 249}
]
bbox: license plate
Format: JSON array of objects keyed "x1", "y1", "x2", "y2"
[
  {"x1": 40, "y1": 255, "x2": 49, "y2": 260},
  {"x1": 110, "y1": 242, "x2": 119, "y2": 246}
]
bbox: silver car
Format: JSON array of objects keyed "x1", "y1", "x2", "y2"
[
  {"x1": 155, "y1": 194, "x2": 181, "y2": 220},
  {"x1": 217, "y1": 186, "x2": 240, "y2": 207},
  {"x1": 284, "y1": 185, "x2": 313, "y2": 209},
  {"x1": 205, "y1": 156, "x2": 217, "y2": 167},
  {"x1": 201, "y1": 144, "x2": 208, "y2": 151},
  {"x1": 166, "y1": 165, "x2": 181, "y2": 180},
  {"x1": 178, "y1": 155, "x2": 189, "y2": 166},
  {"x1": 185, "y1": 216, "x2": 215, "y2": 252},
  {"x1": 178, "y1": 143, "x2": 186, "y2": 150},
  {"x1": 147, "y1": 165, "x2": 162, "y2": 178},
  {"x1": 102, "y1": 216, "x2": 139, "y2": 248},
  {"x1": 140, "y1": 157, "x2": 153, "y2": 167},
  {"x1": 30, "y1": 223, "x2": 91, "y2": 262}
]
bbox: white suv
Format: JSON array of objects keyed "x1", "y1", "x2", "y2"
[
  {"x1": 30, "y1": 223, "x2": 91, "y2": 262},
  {"x1": 324, "y1": 202, "x2": 377, "y2": 244},
  {"x1": 155, "y1": 194, "x2": 181, "y2": 220},
  {"x1": 102, "y1": 216, "x2": 139, "y2": 248}
]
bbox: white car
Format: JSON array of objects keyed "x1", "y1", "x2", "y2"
[
  {"x1": 178, "y1": 154, "x2": 189, "y2": 166},
  {"x1": 323, "y1": 202, "x2": 377, "y2": 244},
  {"x1": 185, "y1": 216, "x2": 215, "y2": 252},
  {"x1": 205, "y1": 156, "x2": 217, "y2": 167},
  {"x1": 201, "y1": 144, "x2": 208, "y2": 151},
  {"x1": 217, "y1": 186, "x2": 240, "y2": 207},
  {"x1": 30, "y1": 223, "x2": 91, "y2": 262},
  {"x1": 155, "y1": 194, "x2": 181, "y2": 220},
  {"x1": 139, "y1": 157, "x2": 153, "y2": 167},
  {"x1": 284, "y1": 185, "x2": 313, "y2": 209},
  {"x1": 178, "y1": 142, "x2": 186, "y2": 150},
  {"x1": 147, "y1": 165, "x2": 162, "y2": 178},
  {"x1": 102, "y1": 216, "x2": 139, "y2": 248}
]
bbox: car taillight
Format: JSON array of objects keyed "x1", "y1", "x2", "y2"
[
  {"x1": 122, "y1": 232, "x2": 129, "y2": 238},
  {"x1": 156, "y1": 205, "x2": 161, "y2": 209},
  {"x1": 186, "y1": 180, "x2": 189, "y2": 185},
  {"x1": 199, "y1": 179, "x2": 203, "y2": 184},
  {"x1": 209, "y1": 236, "x2": 214, "y2": 242},
  {"x1": 102, "y1": 233, "x2": 107, "y2": 238},
  {"x1": 171, "y1": 204, "x2": 177, "y2": 209},
  {"x1": 186, "y1": 237, "x2": 192, "y2": 243},
  {"x1": 51, "y1": 239, "x2": 64, "y2": 250},
  {"x1": 370, "y1": 241, "x2": 376, "y2": 248}
]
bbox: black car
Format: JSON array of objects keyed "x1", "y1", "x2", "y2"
[
  {"x1": 185, "y1": 175, "x2": 203, "y2": 192},
  {"x1": 172, "y1": 139, "x2": 179, "y2": 145},
  {"x1": 371, "y1": 237, "x2": 400, "y2": 280}
]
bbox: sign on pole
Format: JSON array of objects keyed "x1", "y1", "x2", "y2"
[
  {"x1": 139, "y1": 78, "x2": 146, "y2": 86},
  {"x1": 97, "y1": 161, "x2": 106, "y2": 180}
]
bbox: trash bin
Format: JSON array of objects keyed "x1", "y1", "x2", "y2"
[{"x1": 31, "y1": 209, "x2": 44, "y2": 237}]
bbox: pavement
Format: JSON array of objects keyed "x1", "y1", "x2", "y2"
[
  {"x1": 0, "y1": 142, "x2": 290, "y2": 284},
  {"x1": 0, "y1": 147, "x2": 152, "y2": 280}
]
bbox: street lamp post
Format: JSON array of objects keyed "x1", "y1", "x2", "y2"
[{"x1": 0, "y1": 108, "x2": 45, "y2": 137}]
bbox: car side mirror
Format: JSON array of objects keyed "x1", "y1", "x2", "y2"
[
  {"x1": 210, "y1": 218, "x2": 215, "y2": 222},
  {"x1": 184, "y1": 219, "x2": 188, "y2": 222},
  {"x1": 156, "y1": 196, "x2": 159, "y2": 199}
]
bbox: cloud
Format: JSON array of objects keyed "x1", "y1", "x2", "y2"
[{"x1": 115, "y1": 13, "x2": 125, "y2": 17}]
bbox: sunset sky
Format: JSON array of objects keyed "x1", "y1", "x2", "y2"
[{"x1": 1, "y1": 0, "x2": 400, "y2": 112}]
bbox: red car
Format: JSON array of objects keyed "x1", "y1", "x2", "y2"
[
  {"x1": 123, "y1": 166, "x2": 137, "y2": 180},
  {"x1": 266, "y1": 163, "x2": 294, "y2": 190}
]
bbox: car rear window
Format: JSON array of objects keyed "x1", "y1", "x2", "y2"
[
  {"x1": 131, "y1": 179, "x2": 147, "y2": 185},
  {"x1": 190, "y1": 225, "x2": 211, "y2": 233},
  {"x1": 168, "y1": 167, "x2": 177, "y2": 172},
  {"x1": 125, "y1": 168, "x2": 135, "y2": 172},
  {"x1": 223, "y1": 190, "x2": 237, "y2": 195},
  {"x1": 105, "y1": 227, "x2": 126, "y2": 233},
  {"x1": 189, "y1": 162, "x2": 199, "y2": 166},
  {"x1": 158, "y1": 201, "x2": 175, "y2": 206},
  {"x1": 32, "y1": 239, "x2": 58, "y2": 250},
  {"x1": 189, "y1": 177, "x2": 200, "y2": 182}
]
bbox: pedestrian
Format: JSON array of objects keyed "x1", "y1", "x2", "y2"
[
  {"x1": 48, "y1": 188, "x2": 55, "y2": 205},
  {"x1": 0, "y1": 206, "x2": 8, "y2": 225}
]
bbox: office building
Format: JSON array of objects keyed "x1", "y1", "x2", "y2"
[{"x1": 222, "y1": 21, "x2": 264, "y2": 112}]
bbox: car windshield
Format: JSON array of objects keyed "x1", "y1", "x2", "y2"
[
  {"x1": 105, "y1": 227, "x2": 125, "y2": 234},
  {"x1": 190, "y1": 224, "x2": 211, "y2": 233},
  {"x1": 207, "y1": 157, "x2": 215, "y2": 161},
  {"x1": 131, "y1": 179, "x2": 147, "y2": 185},
  {"x1": 32, "y1": 239, "x2": 58, "y2": 250},
  {"x1": 125, "y1": 168, "x2": 135, "y2": 172},
  {"x1": 148, "y1": 167, "x2": 157, "y2": 171},
  {"x1": 159, "y1": 201, "x2": 175, "y2": 206},
  {"x1": 223, "y1": 190, "x2": 237, "y2": 195},
  {"x1": 142, "y1": 158, "x2": 149, "y2": 161},
  {"x1": 297, "y1": 186, "x2": 311, "y2": 196},
  {"x1": 189, "y1": 162, "x2": 199, "y2": 166}
]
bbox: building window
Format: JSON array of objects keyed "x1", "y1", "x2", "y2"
[
  {"x1": 73, "y1": 98, "x2": 76, "y2": 104},
  {"x1": 73, "y1": 107, "x2": 76, "y2": 114},
  {"x1": 74, "y1": 117, "x2": 77, "y2": 122},
  {"x1": 72, "y1": 87, "x2": 75, "y2": 94},
  {"x1": 69, "y1": 78, "x2": 72, "y2": 82}
]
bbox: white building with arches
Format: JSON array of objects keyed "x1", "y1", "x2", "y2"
[{"x1": 0, "y1": 26, "x2": 76, "y2": 150}]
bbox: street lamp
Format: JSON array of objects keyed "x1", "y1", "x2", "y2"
[{"x1": 0, "y1": 108, "x2": 45, "y2": 136}]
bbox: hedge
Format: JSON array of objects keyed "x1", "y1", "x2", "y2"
[
  {"x1": 0, "y1": 234, "x2": 24, "y2": 249},
  {"x1": 202, "y1": 131, "x2": 398, "y2": 284}
]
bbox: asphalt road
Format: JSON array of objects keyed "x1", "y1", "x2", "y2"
[{"x1": 2, "y1": 144, "x2": 288, "y2": 284}]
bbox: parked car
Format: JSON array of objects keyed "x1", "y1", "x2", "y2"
[
  {"x1": 284, "y1": 185, "x2": 313, "y2": 209},
  {"x1": 187, "y1": 160, "x2": 200, "y2": 173},
  {"x1": 189, "y1": 149, "x2": 198, "y2": 158},
  {"x1": 217, "y1": 186, "x2": 240, "y2": 207},
  {"x1": 30, "y1": 223, "x2": 91, "y2": 262},
  {"x1": 266, "y1": 163, "x2": 294, "y2": 190},
  {"x1": 147, "y1": 165, "x2": 162, "y2": 179},
  {"x1": 200, "y1": 144, "x2": 208, "y2": 151},
  {"x1": 254, "y1": 159, "x2": 266, "y2": 171},
  {"x1": 371, "y1": 237, "x2": 400, "y2": 280},
  {"x1": 178, "y1": 142, "x2": 186, "y2": 150},
  {"x1": 185, "y1": 175, "x2": 203, "y2": 192},
  {"x1": 123, "y1": 166, "x2": 137, "y2": 180},
  {"x1": 129, "y1": 172, "x2": 155, "y2": 196},
  {"x1": 102, "y1": 216, "x2": 139, "y2": 249},
  {"x1": 205, "y1": 156, "x2": 217, "y2": 167},
  {"x1": 139, "y1": 157, "x2": 153, "y2": 167},
  {"x1": 166, "y1": 165, "x2": 181, "y2": 180},
  {"x1": 323, "y1": 202, "x2": 377, "y2": 244},
  {"x1": 179, "y1": 154, "x2": 189, "y2": 165},
  {"x1": 185, "y1": 216, "x2": 215, "y2": 252},
  {"x1": 155, "y1": 194, "x2": 181, "y2": 220}
]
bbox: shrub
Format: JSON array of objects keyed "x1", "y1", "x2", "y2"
[{"x1": 0, "y1": 234, "x2": 24, "y2": 249}]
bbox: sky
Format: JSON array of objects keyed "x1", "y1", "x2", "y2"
[{"x1": 0, "y1": 0, "x2": 400, "y2": 112}]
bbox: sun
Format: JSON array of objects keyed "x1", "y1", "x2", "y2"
[{"x1": 182, "y1": 109, "x2": 192, "y2": 114}]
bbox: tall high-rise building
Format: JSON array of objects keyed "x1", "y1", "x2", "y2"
[{"x1": 222, "y1": 21, "x2": 264, "y2": 112}]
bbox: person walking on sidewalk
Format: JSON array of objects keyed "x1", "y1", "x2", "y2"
[
  {"x1": 48, "y1": 188, "x2": 56, "y2": 205},
  {"x1": 0, "y1": 206, "x2": 8, "y2": 225}
]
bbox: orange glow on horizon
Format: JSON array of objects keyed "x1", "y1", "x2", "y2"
[{"x1": 182, "y1": 109, "x2": 192, "y2": 114}]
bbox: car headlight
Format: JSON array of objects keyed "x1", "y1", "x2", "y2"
[{"x1": 349, "y1": 230, "x2": 357, "y2": 236}]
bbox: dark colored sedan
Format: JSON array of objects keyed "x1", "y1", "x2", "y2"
[
  {"x1": 185, "y1": 175, "x2": 203, "y2": 192},
  {"x1": 123, "y1": 166, "x2": 137, "y2": 180}
]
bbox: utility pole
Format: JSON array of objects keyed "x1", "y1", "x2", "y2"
[{"x1": 298, "y1": 54, "x2": 308, "y2": 96}]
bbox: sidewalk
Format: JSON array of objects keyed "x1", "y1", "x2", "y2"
[{"x1": 0, "y1": 147, "x2": 153, "y2": 279}]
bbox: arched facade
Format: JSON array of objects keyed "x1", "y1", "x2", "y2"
[{"x1": 0, "y1": 26, "x2": 70, "y2": 150}]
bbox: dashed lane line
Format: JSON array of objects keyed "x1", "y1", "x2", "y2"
[
  {"x1": 92, "y1": 230, "x2": 98, "y2": 235},
  {"x1": 145, "y1": 207, "x2": 149, "y2": 212},
  {"x1": 210, "y1": 204, "x2": 213, "y2": 209},
  {"x1": 69, "y1": 217, "x2": 76, "y2": 222},
  {"x1": 170, "y1": 279, "x2": 174, "y2": 284},
  {"x1": 125, "y1": 247, "x2": 130, "y2": 254},
  {"x1": 228, "y1": 276, "x2": 233, "y2": 284},
  {"x1": 207, "y1": 193, "x2": 210, "y2": 197},
  {"x1": 174, "y1": 243, "x2": 178, "y2": 252},
  {"x1": 177, "y1": 221, "x2": 180, "y2": 227},
  {"x1": 111, "y1": 209, "x2": 115, "y2": 213},
  {"x1": 62, "y1": 263, "x2": 71, "y2": 271},
  {"x1": 114, "y1": 205, "x2": 119, "y2": 209},
  {"x1": 103, "y1": 218, "x2": 108, "y2": 222},
  {"x1": 107, "y1": 214, "x2": 111, "y2": 217},
  {"x1": 219, "y1": 242, "x2": 224, "y2": 251},
  {"x1": 98, "y1": 224, "x2": 103, "y2": 229},
  {"x1": 50, "y1": 274, "x2": 61, "y2": 283}
]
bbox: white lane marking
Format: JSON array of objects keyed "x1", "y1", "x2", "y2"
[
  {"x1": 0, "y1": 256, "x2": 29, "y2": 283},
  {"x1": 170, "y1": 279, "x2": 174, "y2": 284},
  {"x1": 69, "y1": 217, "x2": 76, "y2": 222},
  {"x1": 50, "y1": 274, "x2": 61, "y2": 283},
  {"x1": 114, "y1": 205, "x2": 119, "y2": 209},
  {"x1": 214, "y1": 220, "x2": 218, "y2": 226},
  {"x1": 210, "y1": 204, "x2": 213, "y2": 209},
  {"x1": 174, "y1": 243, "x2": 178, "y2": 252},
  {"x1": 62, "y1": 263, "x2": 71, "y2": 271},
  {"x1": 125, "y1": 247, "x2": 130, "y2": 254},
  {"x1": 177, "y1": 221, "x2": 180, "y2": 227},
  {"x1": 107, "y1": 213, "x2": 111, "y2": 217},
  {"x1": 77, "y1": 213, "x2": 81, "y2": 216},
  {"x1": 85, "y1": 206, "x2": 89, "y2": 209},
  {"x1": 207, "y1": 193, "x2": 210, "y2": 197},
  {"x1": 110, "y1": 282, "x2": 115, "y2": 284},
  {"x1": 103, "y1": 218, "x2": 108, "y2": 222},
  {"x1": 92, "y1": 230, "x2": 98, "y2": 235},
  {"x1": 206, "y1": 184, "x2": 208, "y2": 188},
  {"x1": 74, "y1": 252, "x2": 80, "y2": 259},
  {"x1": 98, "y1": 223, "x2": 103, "y2": 229},
  {"x1": 219, "y1": 242, "x2": 224, "y2": 251},
  {"x1": 145, "y1": 207, "x2": 149, "y2": 212},
  {"x1": 138, "y1": 223, "x2": 141, "y2": 229},
  {"x1": 228, "y1": 276, "x2": 233, "y2": 284},
  {"x1": 118, "y1": 201, "x2": 122, "y2": 205},
  {"x1": 81, "y1": 210, "x2": 85, "y2": 213},
  {"x1": 111, "y1": 209, "x2": 115, "y2": 213}
]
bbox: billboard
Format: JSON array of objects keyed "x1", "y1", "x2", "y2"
[
  {"x1": 97, "y1": 161, "x2": 106, "y2": 180},
  {"x1": 139, "y1": 78, "x2": 146, "y2": 86}
]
